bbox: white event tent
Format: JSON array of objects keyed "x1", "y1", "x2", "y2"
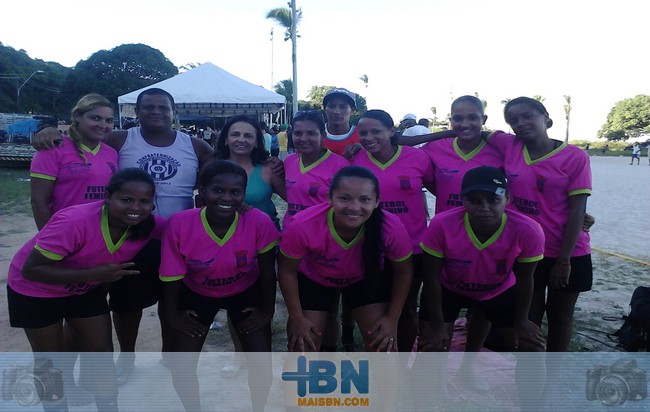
[{"x1": 117, "y1": 62, "x2": 286, "y2": 127}]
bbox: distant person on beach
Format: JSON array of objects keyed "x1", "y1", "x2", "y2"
[
  {"x1": 630, "y1": 143, "x2": 641, "y2": 165},
  {"x1": 7, "y1": 168, "x2": 164, "y2": 412},
  {"x1": 601, "y1": 144, "x2": 608, "y2": 154},
  {"x1": 160, "y1": 160, "x2": 278, "y2": 412},
  {"x1": 278, "y1": 166, "x2": 413, "y2": 353}
]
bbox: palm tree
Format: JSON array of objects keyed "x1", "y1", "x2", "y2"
[
  {"x1": 533, "y1": 95, "x2": 545, "y2": 103},
  {"x1": 274, "y1": 79, "x2": 294, "y2": 118},
  {"x1": 266, "y1": 4, "x2": 302, "y2": 114},
  {"x1": 563, "y1": 95, "x2": 571, "y2": 143}
]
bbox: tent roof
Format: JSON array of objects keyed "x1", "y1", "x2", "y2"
[{"x1": 117, "y1": 62, "x2": 285, "y2": 117}]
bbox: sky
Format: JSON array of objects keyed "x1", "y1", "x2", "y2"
[{"x1": 3, "y1": 0, "x2": 649, "y2": 141}]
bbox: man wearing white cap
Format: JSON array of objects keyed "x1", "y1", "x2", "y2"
[{"x1": 400, "y1": 113, "x2": 431, "y2": 137}]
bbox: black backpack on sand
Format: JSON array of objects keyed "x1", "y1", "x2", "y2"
[{"x1": 611, "y1": 286, "x2": 650, "y2": 351}]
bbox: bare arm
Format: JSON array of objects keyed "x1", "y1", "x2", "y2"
[
  {"x1": 396, "y1": 130, "x2": 457, "y2": 147},
  {"x1": 237, "y1": 248, "x2": 277, "y2": 334},
  {"x1": 277, "y1": 253, "x2": 320, "y2": 351},
  {"x1": 30, "y1": 178, "x2": 55, "y2": 230},
  {"x1": 420, "y1": 254, "x2": 450, "y2": 351},
  {"x1": 265, "y1": 163, "x2": 287, "y2": 201},
  {"x1": 549, "y1": 194, "x2": 588, "y2": 289},
  {"x1": 368, "y1": 257, "x2": 413, "y2": 351},
  {"x1": 512, "y1": 261, "x2": 546, "y2": 349},
  {"x1": 22, "y1": 248, "x2": 139, "y2": 284}
]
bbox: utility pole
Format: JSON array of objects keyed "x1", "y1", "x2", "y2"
[
  {"x1": 289, "y1": 0, "x2": 298, "y2": 115},
  {"x1": 17, "y1": 70, "x2": 44, "y2": 113}
]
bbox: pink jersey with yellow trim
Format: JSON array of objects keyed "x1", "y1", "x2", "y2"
[
  {"x1": 491, "y1": 134, "x2": 592, "y2": 257},
  {"x1": 8, "y1": 202, "x2": 165, "y2": 298},
  {"x1": 30, "y1": 136, "x2": 118, "y2": 213},
  {"x1": 283, "y1": 150, "x2": 349, "y2": 229},
  {"x1": 280, "y1": 203, "x2": 412, "y2": 287},
  {"x1": 351, "y1": 146, "x2": 433, "y2": 253},
  {"x1": 160, "y1": 208, "x2": 280, "y2": 298},
  {"x1": 420, "y1": 207, "x2": 544, "y2": 300},
  {"x1": 421, "y1": 136, "x2": 503, "y2": 213}
]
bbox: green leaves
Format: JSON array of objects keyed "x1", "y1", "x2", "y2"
[{"x1": 598, "y1": 95, "x2": 650, "y2": 140}]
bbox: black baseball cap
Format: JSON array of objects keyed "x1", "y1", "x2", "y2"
[
  {"x1": 323, "y1": 88, "x2": 357, "y2": 109},
  {"x1": 461, "y1": 166, "x2": 508, "y2": 196}
]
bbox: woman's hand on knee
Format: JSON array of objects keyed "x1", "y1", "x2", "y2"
[
  {"x1": 170, "y1": 310, "x2": 207, "y2": 339},
  {"x1": 513, "y1": 320, "x2": 546, "y2": 351},
  {"x1": 367, "y1": 316, "x2": 398, "y2": 353},
  {"x1": 287, "y1": 315, "x2": 321, "y2": 352},
  {"x1": 237, "y1": 307, "x2": 273, "y2": 335}
]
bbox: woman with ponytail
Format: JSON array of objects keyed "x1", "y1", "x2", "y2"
[
  {"x1": 278, "y1": 166, "x2": 413, "y2": 353},
  {"x1": 30, "y1": 94, "x2": 118, "y2": 229}
]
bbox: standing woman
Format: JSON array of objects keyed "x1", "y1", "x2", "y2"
[
  {"x1": 278, "y1": 166, "x2": 413, "y2": 353},
  {"x1": 30, "y1": 94, "x2": 117, "y2": 229},
  {"x1": 214, "y1": 115, "x2": 286, "y2": 229},
  {"x1": 7, "y1": 168, "x2": 163, "y2": 412},
  {"x1": 160, "y1": 160, "x2": 279, "y2": 412},
  {"x1": 350, "y1": 110, "x2": 434, "y2": 352},
  {"x1": 500, "y1": 97, "x2": 592, "y2": 352},
  {"x1": 283, "y1": 110, "x2": 349, "y2": 229}
]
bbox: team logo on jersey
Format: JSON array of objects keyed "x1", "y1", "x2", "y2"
[
  {"x1": 536, "y1": 176, "x2": 546, "y2": 193},
  {"x1": 137, "y1": 153, "x2": 181, "y2": 181},
  {"x1": 235, "y1": 250, "x2": 248, "y2": 267},
  {"x1": 398, "y1": 176, "x2": 412, "y2": 190},
  {"x1": 308, "y1": 182, "x2": 320, "y2": 197},
  {"x1": 65, "y1": 162, "x2": 91, "y2": 175}
]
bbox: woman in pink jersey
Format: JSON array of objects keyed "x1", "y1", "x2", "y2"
[
  {"x1": 160, "y1": 160, "x2": 279, "y2": 412},
  {"x1": 7, "y1": 168, "x2": 161, "y2": 412},
  {"x1": 501, "y1": 97, "x2": 593, "y2": 353},
  {"x1": 351, "y1": 110, "x2": 434, "y2": 352},
  {"x1": 284, "y1": 109, "x2": 349, "y2": 228},
  {"x1": 279, "y1": 166, "x2": 413, "y2": 353},
  {"x1": 416, "y1": 166, "x2": 546, "y2": 408},
  {"x1": 213, "y1": 115, "x2": 286, "y2": 378},
  {"x1": 30, "y1": 94, "x2": 118, "y2": 230}
]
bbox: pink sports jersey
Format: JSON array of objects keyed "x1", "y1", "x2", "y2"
[
  {"x1": 30, "y1": 136, "x2": 118, "y2": 213},
  {"x1": 492, "y1": 135, "x2": 592, "y2": 257},
  {"x1": 420, "y1": 207, "x2": 544, "y2": 301},
  {"x1": 8, "y1": 202, "x2": 165, "y2": 298},
  {"x1": 280, "y1": 203, "x2": 412, "y2": 287},
  {"x1": 420, "y1": 136, "x2": 504, "y2": 213},
  {"x1": 283, "y1": 149, "x2": 349, "y2": 229},
  {"x1": 351, "y1": 146, "x2": 433, "y2": 253},
  {"x1": 160, "y1": 208, "x2": 280, "y2": 298}
]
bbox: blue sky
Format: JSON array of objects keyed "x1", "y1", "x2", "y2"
[{"x1": 3, "y1": 0, "x2": 649, "y2": 140}]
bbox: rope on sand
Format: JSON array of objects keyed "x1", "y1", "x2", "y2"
[{"x1": 592, "y1": 246, "x2": 650, "y2": 266}]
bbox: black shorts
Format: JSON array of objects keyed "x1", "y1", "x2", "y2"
[
  {"x1": 298, "y1": 272, "x2": 391, "y2": 312},
  {"x1": 8, "y1": 285, "x2": 109, "y2": 329},
  {"x1": 107, "y1": 240, "x2": 162, "y2": 312},
  {"x1": 178, "y1": 281, "x2": 263, "y2": 328},
  {"x1": 420, "y1": 284, "x2": 517, "y2": 328},
  {"x1": 533, "y1": 254, "x2": 593, "y2": 293}
]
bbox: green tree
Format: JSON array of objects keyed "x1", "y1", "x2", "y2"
[
  {"x1": 533, "y1": 95, "x2": 545, "y2": 102},
  {"x1": 64, "y1": 44, "x2": 177, "y2": 111},
  {"x1": 598, "y1": 95, "x2": 650, "y2": 140},
  {"x1": 0, "y1": 43, "x2": 66, "y2": 116},
  {"x1": 274, "y1": 79, "x2": 294, "y2": 117},
  {"x1": 563, "y1": 95, "x2": 571, "y2": 143}
]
